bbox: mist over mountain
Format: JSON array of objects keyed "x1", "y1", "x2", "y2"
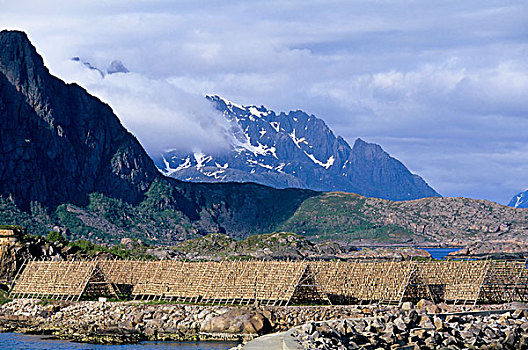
[
  {"x1": 158, "y1": 96, "x2": 440, "y2": 201},
  {"x1": 0, "y1": 31, "x2": 158, "y2": 210}
]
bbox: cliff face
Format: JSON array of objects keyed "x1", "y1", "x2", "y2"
[{"x1": 0, "y1": 30, "x2": 158, "y2": 210}]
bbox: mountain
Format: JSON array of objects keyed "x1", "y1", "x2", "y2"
[
  {"x1": 508, "y1": 190, "x2": 528, "y2": 208},
  {"x1": 0, "y1": 31, "x2": 158, "y2": 211},
  {"x1": 158, "y1": 96, "x2": 440, "y2": 201},
  {"x1": 0, "y1": 30, "x2": 314, "y2": 242},
  {"x1": 71, "y1": 57, "x2": 129, "y2": 76}
]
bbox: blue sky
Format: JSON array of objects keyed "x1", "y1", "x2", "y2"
[{"x1": 1, "y1": 0, "x2": 527, "y2": 203}]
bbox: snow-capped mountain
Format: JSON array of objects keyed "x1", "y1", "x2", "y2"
[
  {"x1": 508, "y1": 190, "x2": 528, "y2": 208},
  {"x1": 156, "y1": 96, "x2": 440, "y2": 201}
]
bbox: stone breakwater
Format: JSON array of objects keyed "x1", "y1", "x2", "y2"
[
  {"x1": 0, "y1": 299, "x2": 368, "y2": 344},
  {"x1": 290, "y1": 305, "x2": 528, "y2": 349}
]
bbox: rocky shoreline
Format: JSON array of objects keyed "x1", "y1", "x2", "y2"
[
  {"x1": 0, "y1": 299, "x2": 370, "y2": 345},
  {"x1": 1, "y1": 299, "x2": 525, "y2": 347}
]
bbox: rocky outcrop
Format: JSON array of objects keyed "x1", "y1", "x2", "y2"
[
  {"x1": 0, "y1": 236, "x2": 66, "y2": 282},
  {"x1": 448, "y1": 240, "x2": 528, "y2": 259},
  {"x1": 0, "y1": 300, "x2": 368, "y2": 344},
  {"x1": 160, "y1": 96, "x2": 440, "y2": 201},
  {"x1": 2, "y1": 298, "x2": 526, "y2": 347},
  {"x1": 172, "y1": 233, "x2": 434, "y2": 261}
]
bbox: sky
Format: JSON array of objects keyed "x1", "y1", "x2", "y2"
[{"x1": 1, "y1": 0, "x2": 527, "y2": 204}]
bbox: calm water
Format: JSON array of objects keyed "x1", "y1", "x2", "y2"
[
  {"x1": 0, "y1": 333, "x2": 239, "y2": 350},
  {"x1": 357, "y1": 247, "x2": 461, "y2": 259},
  {"x1": 423, "y1": 247, "x2": 461, "y2": 260}
]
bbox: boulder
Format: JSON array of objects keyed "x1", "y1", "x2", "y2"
[{"x1": 201, "y1": 308, "x2": 270, "y2": 334}]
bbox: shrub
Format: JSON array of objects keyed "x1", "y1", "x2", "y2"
[{"x1": 47, "y1": 230, "x2": 67, "y2": 244}]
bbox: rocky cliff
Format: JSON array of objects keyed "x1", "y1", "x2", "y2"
[
  {"x1": 0, "y1": 30, "x2": 158, "y2": 211},
  {"x1": 159, "y1": 96, "x2": 440, "y2": 201}
]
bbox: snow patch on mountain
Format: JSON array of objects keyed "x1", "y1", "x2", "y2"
[
  {"x1": 194, "y1": 152, "x2": 212, "y2": 169},
  {"x1": 304, "y1": 152, "x2": 335, "y2": 169},
  {"x1": 289, "y1": 129, "x2": 308, "y2": 149}
]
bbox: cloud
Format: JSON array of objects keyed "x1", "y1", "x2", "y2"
[
  {"x1": 56, "y1": 59, "x2": 231, "y2": 157},
  {"x1": 0, "y1": 0, "x2": 527, "y2": 203}
]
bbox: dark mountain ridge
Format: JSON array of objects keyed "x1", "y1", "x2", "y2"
[{"x1": 159, "y1": 96, "x2": 440, "y2": 201}]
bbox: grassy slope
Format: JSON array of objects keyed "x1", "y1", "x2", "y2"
[{"x1": 279, "y1": 192, "x2": 413, "y2": 242}]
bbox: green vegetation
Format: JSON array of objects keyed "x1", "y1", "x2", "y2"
[
  {"x1": 173, "y1": 231, "x2": 314, "y2": 259},
  {"x1": 47, "y1": 231, "x2": 67, "y2": 244},
  {"x1": 3, "y1": 178, "x2": 523, "y2": 247},
  {"x1": 66, "y1": 239, "x2": 156, "y2": 260},
  {"x1": 53, "y1": 183, "x2": 198, "y2": 244},
  {"x1": 0, "y1": 198, "x2": 49, "y2": 235},
  {"x1": 279, "y1": 193, "x2": 413, "y2": 242}
]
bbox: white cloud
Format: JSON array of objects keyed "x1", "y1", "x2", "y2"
[{"x1": 56, "y1": 59, "x2": 231, "y2": 157}]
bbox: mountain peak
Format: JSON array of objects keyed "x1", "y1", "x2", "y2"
[
  {"x1": 0, "y1": 30, "x2": 47, "y2": 93},
  {"x1": 107, "y1": 60, "x2": 129, "y2": 74},
  {"x1": 353, "y1": 138, "x2": 388, "y2": 155}
]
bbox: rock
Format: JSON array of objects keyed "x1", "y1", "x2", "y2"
[
  {"x1": 419, "y1": 315, "x2": 434, "y2": 329},
  {"x1": 243, "y1": 313, "x2": 271, "y2": 335},
  {"x1": 393, "y1": 316, "x2": 407, "y2": 332},
  {"x1": 120, "y1": 238, "x2": 136, "y2": 248},
  {"x1": 201, "y1": 308, "x2": 256, "y2": 334},
  {"x1": 437, "y1": 303, "x2": 454, "y2": 313},
  {"x1": 401, "y1": 302, "x2": 413, "y2": 310},
  {"x1": 433, "y1": 317, "x2": 444, "y2": 331},
  {"x1": 416, "y1": 299, "x2": 432, "y2": 310},
  {"x1": 425, "y1": 304, "x2": 441, "y2": 314}
]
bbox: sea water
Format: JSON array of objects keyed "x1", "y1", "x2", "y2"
[
  {"x1": 0, "y1": 333, "x2": 239, "y2": 350},
  {"x1": 423, "y1": 247, "x2": 461, "y2": 260}
]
